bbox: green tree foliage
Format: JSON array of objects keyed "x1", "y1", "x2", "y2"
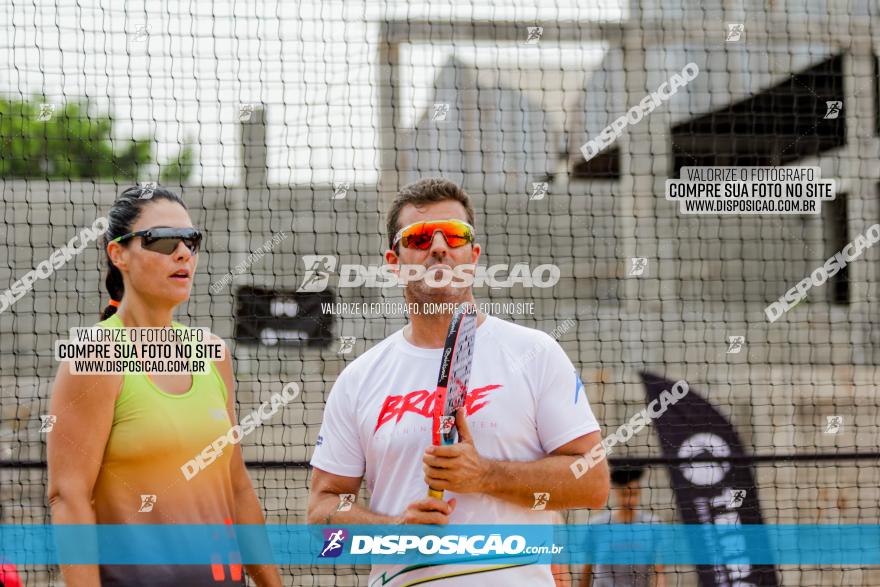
[
  {"x1": 0, "y1": 96, "x2": 194, "y2": 183},
  {"x1": 159, "y1": 143, "x2": 195, "y2": 184}
]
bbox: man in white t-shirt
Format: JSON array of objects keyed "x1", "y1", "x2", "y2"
[{"x1": 307, "y1": 178, "x2": 610, "y2": 586}]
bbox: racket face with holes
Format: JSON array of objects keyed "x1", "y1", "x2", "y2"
[{"x1": 431, "y1": 302, "x2": 477, "y2": 447}]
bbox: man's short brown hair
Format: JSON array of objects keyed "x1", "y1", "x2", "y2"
[{"x1": 386, "y1": 178, "x2": 476, "y2": 250}]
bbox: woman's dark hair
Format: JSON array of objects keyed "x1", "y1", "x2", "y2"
[
  {"x1": 99, "y1": 185, "x2": 188, "y2": 320},
  {"x1": 610, "y1": 464, "x2": 645, "y2": 487}
]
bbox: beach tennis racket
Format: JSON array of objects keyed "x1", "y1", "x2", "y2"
[{"x1": 427, "y1": 302, "x2": 478, "y2": 499}]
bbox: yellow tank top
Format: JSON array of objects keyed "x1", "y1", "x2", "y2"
[{"x1": 90, "y1": 314, "x2": 244, "y2": 586}]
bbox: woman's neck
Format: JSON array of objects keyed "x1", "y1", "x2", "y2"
[{"x1": 113, "y1": 302, "x2": 175, "y2": 328}]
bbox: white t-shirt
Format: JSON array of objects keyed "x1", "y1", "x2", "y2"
[{"x1": 311, "y1": 315, "x2": 601, "y2": 586}]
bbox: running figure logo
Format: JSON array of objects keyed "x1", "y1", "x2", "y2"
[
  {"x1": 824, "y1": 101, "x2": 842, "y2": 120},
  {"x1": 525, "y1": 26, "x2": 543, "y2": 44},
  {"x1": 138, "y1": 494, "x2": 157, "y2": 513},
  {"x1": 727, "y1": 335, "x2": 745, "y2": 354},
  {"x1": 336, "y1": 494, "x2": 356, "y2": 512},
  {"x1": 532, "y1": 492, "x2": 550, "y2": 510},
  {"x1": 39, "y1": 415, "x2": 57, "y2": 432},
  {"x1": 725, "y1": 23, "x2": 744, "y2": 42},
  {"x1": 332, "y1": 182, "x2": 350, "y2": 200},
  {"x1": 628, "y1": 257, "x2": 648, "y2": 277},
  {"x1": 529, "y1": 182, "x2": 548, "y2": 200},
  {"x1": 297, "y1": 255, "x2": 337, "y2": 292},
  {"x1": 824, "y1": 415, "x2": 842, "y2": 434},
  {"x1": 432, "y1": 103, "x2": 450, "y2": 122},
  {"x1": 38, "y1": 103, "x2": 56, "y2": 122},
  {"x1": 337, "y1": 336, "x2": 356, "y2": 355},
  {"x1": 728, "y1": 489, "x2": 747, "y2": 509},
  {"x1": 319, "y1": 529, "x2": 348, "y2": 558},
  {"x1": 138, "y1": 181, "x2": 157, "y2": 200}
]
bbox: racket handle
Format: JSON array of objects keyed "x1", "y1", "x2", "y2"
[{"x1": 427, "y1": 488, "x2": 444, "y2": 500}]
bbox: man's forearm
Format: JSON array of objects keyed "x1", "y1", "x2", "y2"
[
  {"x1": 308, "y1": 493, "x2": 397, "y2": 525},
  {"x1": 481, "y1": 454, "x2": 609, "y2": 510}
]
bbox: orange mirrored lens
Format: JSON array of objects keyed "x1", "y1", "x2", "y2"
[{"x1": 400, "y1": 221, "x2": 473, "y2": 250}]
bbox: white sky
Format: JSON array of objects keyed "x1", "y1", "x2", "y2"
[{"x1": 0, "y1": 0, "x2": 624, "y2": 186}]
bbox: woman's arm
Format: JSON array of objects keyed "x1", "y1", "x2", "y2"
[
  {"x1": 214, "y1": 339, "x2": 283, "y2": 587},
  {"x1": 46, "y1": 363, "x2": 120, "y2": 587}
]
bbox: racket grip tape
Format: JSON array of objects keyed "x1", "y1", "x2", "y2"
[{"x1": 427, "y1": 488, "x2": 444, "y2": 500}]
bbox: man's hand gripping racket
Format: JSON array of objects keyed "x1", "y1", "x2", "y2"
[{"x1": 427, "y1": 302, "x2": 477, "y2": 499}]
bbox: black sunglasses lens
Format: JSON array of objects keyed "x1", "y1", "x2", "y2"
[
  {"x1": 142, "y1": 238, "x2": 179, "y2": 254},
  {"x1": 141, "y1": 230, "x2": 202, "y2": 255},
  {"x1": 184, "y1": 235, "x2": 202, "y2": 253}
]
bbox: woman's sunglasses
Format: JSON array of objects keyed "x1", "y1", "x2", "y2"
[
  {"x1": 113, "y1": 227, "x2": 203, "y2": 255},
  {"x1": 392, "y1": 219, "x2": 475, "y2": 250}
]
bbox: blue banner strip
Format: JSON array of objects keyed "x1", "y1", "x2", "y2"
[{"x1": 0, "y1": 525, "x2": 879, "y2": 565}]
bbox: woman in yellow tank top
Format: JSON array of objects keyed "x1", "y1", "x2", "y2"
[{"x1": 47, "y1": 186, "x2": 283, "y2": 587}]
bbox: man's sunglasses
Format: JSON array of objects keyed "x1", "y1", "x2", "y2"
[
  {"x1": 392, "y1": 219, "x2": 475, "y2": 250},
  {"x1": 113, "y1": 227, "x2": 203, "y2": 255}
]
